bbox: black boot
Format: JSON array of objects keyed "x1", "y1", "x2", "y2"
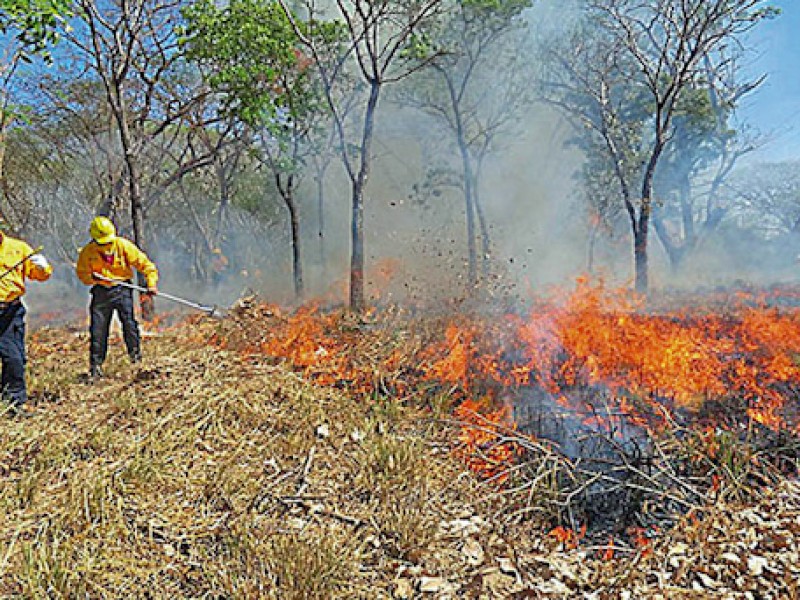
[{"x1": 89, "y1": 364, "x2": 104, "y2": 381}]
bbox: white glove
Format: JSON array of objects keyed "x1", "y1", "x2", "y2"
[{"x1": 30, "y1": 254, "x2": 50, "y2": 269}]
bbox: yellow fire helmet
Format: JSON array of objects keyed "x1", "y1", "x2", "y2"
[{"x1": 90, "y1": 216, "x2": 117, "y2": 245}]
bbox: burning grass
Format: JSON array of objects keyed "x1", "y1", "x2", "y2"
[
  {"x1": 204, "y1": 280, "x2": 800, "y2": 546},
  {"x1": 1, "y1": 278, "x2": 800, "y2": 597}
]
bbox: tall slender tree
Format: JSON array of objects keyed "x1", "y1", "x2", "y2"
[
  {"x1": 398, "y1": 0, "x2": 532, "y2": 288},
  {"x1": 651, "y1": 52, "x2": 766, "y2": 272},
  {"x1": 64, "y1": 0, "x2": 212, "y2": 317},
  {"x1": 280, "y1": 0, "x2": 446, "y2": 311},
  {"x1": 182, "y1": 0, "x2": 338, "y2": 300}
]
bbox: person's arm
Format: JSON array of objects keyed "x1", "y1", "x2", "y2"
[
  {"x1": 22, "y1": 244, "x2": 53, "y2": 281},
  {"x1": 122, "y1": 239, "x2": 158, "y2": 291},
  {"x1": 75, "y1": 247, "x2": 96, "y2": 285}
]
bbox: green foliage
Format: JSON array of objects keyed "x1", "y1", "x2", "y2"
[
  {"x1": 430, "y1": 0, "x2": 531, "y2": 58},
  {"x1": 401, "y1": 32, "x2": 435, "y2": 61},
  {"x1": 657, "y1": 85, "x2": 724, "y2": 185},
  {"x1": 181, "y1": 0, "x2": 346, "y2": 195},
  {"x1": 306, "y1": 18, "x2": 348, "y2": 46},
  {"x1": 399, "y1": 0, "x2": 534, "y2": 166},
  {"x1": 0, "y1": 0, "x2": 71, "y2": 60},
  {"x1": 550, "y1": 0, "x2": 775, "y2": 238},
  {"x1": 181, "y1": 0, "x2": 305, "y2": 126},
  {"x1": 748, "y1": 5, "x2": 781, "y2": 20},
  {"x1": 460, "y1": 0, "x2": 531, "y2": 21},
  {"x1": 673, "y1": 87, "x2": 716, "y2": 133}
]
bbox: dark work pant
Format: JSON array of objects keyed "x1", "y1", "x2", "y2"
[
  {"x1": 90, "y1": 285, "x2": 141, "y2": 367},
  {"x1": 0, "y1": 302, "x2": 27, "y2": 406}
]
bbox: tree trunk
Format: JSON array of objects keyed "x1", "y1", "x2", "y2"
[
  {"x1": 350, "y1": 183, "x2": 365, "y2": 311},
  {"x1": 635, "y1": 137, "x2": 664, "y2": 294},
  {"x1": 99, "y1": 176, "x2": 125, "y2": 219},
  {"x1": 349, "y1": 80, "x2": 381, "y2": 312},
  {"x1": 213, "y1": 157, "x2": 230, "y2": 248},
  {"x1": 278, "y1": 174, "x2": 304, "y2": 301},
  {"x1": 448, "y1": 77, "x2": 478, "y2": 288},
  {"x1": 653, "y1": 212, "x2": 683, "y2": 274},
  {"x1": 587, "y1": 220, "x2": 599, "y2": 275},
  {"x1": 459, "y1": 140, "x2": 478, "y2": 287},
  {"x1": 122, "y1": 133, "x2": 154, "y2": 321},
  {"x1": 634, "y1": 223, "x2": 648, "y2": 294},
  {"x1": 288, "y1": 196, "x2": 304, "y2": 300},
  {"x1": 129, "y1": 163, "x2": 155, "y2": 321},
  {"x1": 316, "y1": 174, "x2": 326, "y2": 275},
  {"x1": 474, "y1": 179, "x2": 491, "y2": 278},
  {"x1": 104, "y1": 63, "x2": 154, "y2": 320},
  {"x1": 274, "y1": 173, "x2": 304, "y2": 300},
  {"x1": 679, "y1": 175, "x2": 694, "y2": 247},
  {"x1": 635, "y1": 192, "x2": 652, "y2": 294}
]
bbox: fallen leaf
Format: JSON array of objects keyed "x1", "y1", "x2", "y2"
[
  {"x1": 419, "y1": 576, "x2": 447, "y2": 593},
  {"x1": 462, "y1": 538, "x2": 484, "y2": 566},
  {"x1": 394, "y1": 578, "x2": 413, "y2": 599},
  {"x1": 498, "y1": 557, "x2": 517, "y2": 575},
  {"x1": 748, "y1": 556, "x2": 768, "y2": 577}
]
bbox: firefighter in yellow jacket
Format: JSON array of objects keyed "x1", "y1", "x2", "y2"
[
  {"x1": 0, "y1": 229, "x2": 52, "y2": 410},
  {"x1": 76, "y1": 216, "x2": 158, "y2": 378}
]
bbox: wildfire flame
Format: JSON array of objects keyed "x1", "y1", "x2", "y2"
[
  {"x1": 512, "y1": 279, "x2": 800, "y2": 432},
  {"x1": 209, "y1": 278, "x2": 800, "y2": 483},
  {"x1": 548, "y1": 524, "x2": 587, "y2": 549}
]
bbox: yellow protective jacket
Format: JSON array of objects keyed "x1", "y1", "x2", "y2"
[
  {"x1": 76, "y1": 237, "x2": 158, "y2": 289},
  {"x1": 0, "y1": 234, "x2": 53, "y2": 302}
]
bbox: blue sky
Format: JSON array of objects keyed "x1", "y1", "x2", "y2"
[{"x1": 742, "y1": 0, "x2": 800, "y2": 161}]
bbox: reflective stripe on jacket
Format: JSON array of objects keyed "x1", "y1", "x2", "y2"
[
  {"x1": 76, "y1": 237, "x2": 158, "y2": 289},
  {"x1": 0, "y1": 234, "x2": 53, "y2": 302}
]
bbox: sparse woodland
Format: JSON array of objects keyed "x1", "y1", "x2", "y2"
[{"x1": 1, "y1": 1, "x2": 800, "y2": 598}]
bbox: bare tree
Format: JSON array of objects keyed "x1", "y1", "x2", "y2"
[
  {"x1": 2, "y1": 94, "x2": 105, "y2": 259},
  {"x1": 65, "y1": 0, "x2": 212, "y2": 317},
  {"x1": 397, "y1": 0, "x2": 532, "y2": 288},
  {"x1": 281, "y1": 0, "x2": 446, "y2": 311},
  {"x1": 728, "y1": 160, "x2": 800, "y2": 239},
  {"x1": 544, "y1": 0, "x2": 775, "y2": 293},
  {"x1": 651, "y1": 51, "x2": 767, "y2": 272}
]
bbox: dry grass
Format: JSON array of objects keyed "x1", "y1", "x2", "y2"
[{"x1": 0, "y1": 323, "x2": 494, "y2": 598}]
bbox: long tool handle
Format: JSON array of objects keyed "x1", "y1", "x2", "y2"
[
  {"x1": 94, "y1": 274, "x2": 214, "y2": 313},
  {"x1": 0, "y1": 245, "x2": 44, "y2": 281}
]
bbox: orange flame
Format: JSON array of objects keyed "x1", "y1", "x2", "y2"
[
  {"x1": 206, "y1": 278, "x2": 800, "y2": 483},
  {"x1": 548, "y1": 524, "x2": 586, "y2": 549}
]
